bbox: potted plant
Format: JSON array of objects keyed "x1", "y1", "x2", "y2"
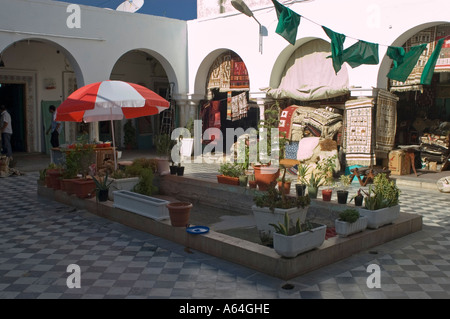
[
  {"x1": 337, "y1": 174, "x2": 352, "y2": 204},
  {"x1": 92, "y1": 172, "x2": 113, "y2": 202},
  {"x1": 295, "y1": 163, "x2": 310, "y2": 197},
  {"x1": 307, "y1": 171, "x2": 324, "y2": 199},
  {"x1": 317, "y1": 155, "x2": 336, "y2": 202},
  {"x1": 155, "y1": 133, "x2": 175, "y2": 175},
  {"x1": 359, "y1": 173, "x2": 401, "y2": 229},
  {"x1": 350, "y1": 188, "x2": 364, "y2": 206},
  {"x1": 270, "y1": 212, "x2": 326, "y2": 258},
  {"x1": 253, "y1": 102, "x2": 285, "y2": 191},
  {"x1": 217, "y1": 162, "x2": 244, "y2": 185},
  {"x1": 60, "y1": 146, "x2": 81, "y2": 194},
  {"x1": 248, "y1": 174, "x2": 257, "y2": 188},
  {"x1": 167, "y1": 201, "x2": 193, "y2": 227},
  {"x1": 252, "y1": 182, "x2": 310, "y2": 244},
  {"x1": 277, "y1": 177, "x2": 292, "y2": 195},
  {"x1": 68, "y1": 135, "x2": 97, "y2": 198},
  {"x1": 335, "y1": 208, "x2": 368, "y2": 237}
]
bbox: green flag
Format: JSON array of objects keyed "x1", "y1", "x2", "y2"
[
  {"x1": 387, "y1": 44, "x2": 427, "y2": 82},
  {"x1": 387, "y1": 46, "x2": 405, "y2": 68},
  {"x1": 323, "y1": 26, "x2": 346, "y2": 73},
  {"x1": 272, "y1": 0, "x2": 301, "y2": 45},
  {"x1": 342, "y1": 40, "x2": 379, "y2": 68},
  {"x1": 420, "y1": 38, "x2": 445, "y2": 85}
]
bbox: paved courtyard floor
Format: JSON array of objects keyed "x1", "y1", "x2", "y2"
[{"x1": 1, "y1": 151, "x2": 450, "y2": 299}]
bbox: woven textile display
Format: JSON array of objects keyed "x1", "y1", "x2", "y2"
[
  {"x1": 344, "y1": 98, "x2": 376, "y2": 166},
  {"x1": 207, "y1": 53, "x2": 249, "y2": 93},
  {"x1": 303, "y1": 108, "x2": 342, "y2": 139},
  {"x1": 375, "y1": 90, "x2": 398, "y2": 157}
]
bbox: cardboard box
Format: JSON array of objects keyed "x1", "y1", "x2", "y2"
[
  {"x1": 429, "y1": 161, "x2": 437, "y2": 171},
  {"x1": 389, "y1": 150, "x2": 411, "y2": 175}
]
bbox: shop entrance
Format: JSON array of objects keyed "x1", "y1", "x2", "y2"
[{"x1": 0, "y1": 83, "x2": 26, "y2": 152}]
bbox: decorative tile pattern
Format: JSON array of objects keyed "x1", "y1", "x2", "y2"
[{"x1": 1, "y1": 171, "x2": 450, "y2": 299}]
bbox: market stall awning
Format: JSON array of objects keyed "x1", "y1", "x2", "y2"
[{"x1": 261, "y1": 39, "x2": 349, "y2": 101}]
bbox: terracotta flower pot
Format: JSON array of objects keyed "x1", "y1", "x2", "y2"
[
  {"x1": 72, "y1": 178, "x2": 96, "y2": 198},
  {"x1": 249, "y1": 180, "x2": 257, "y2": 188},
  {"x1": 62, "y1": 177, "x2": 81, "y2": 195},
  {"x1": 253, "y1": 165, "x2": 279, "y2": 191},
  {"x1": 167, "y1": 202, "x2": 193, "y2": 227},
  {"x1": 217, "y1": 175, "x2": 239, "y2": 185},
  {"x1": 322, "y1": 189, "x2": 332, "y2": 201},
  {"x1": 47, "y1": 169, "x2": 63, "y2": 190},
  {"x1": 277, "y1": 181, "x2": 291, "y2": 195}
]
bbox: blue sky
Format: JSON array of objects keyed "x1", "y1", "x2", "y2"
[{"x1": 56, "y1": 0, "x2": 197, "y2": 20}]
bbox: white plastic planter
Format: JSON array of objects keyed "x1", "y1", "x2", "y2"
[
  {"x1": 251, "y1": 205, "x2": 308, "y2": 239},
  {"x1": 335, "y1": 216, "x2": 368, "y2": 237},
  {"x1": 273, "y1": 224, "x2": 326, "y2": 258},
  {"x1": 358, "y1": 205, "x2": 400, "y2": 229},
  {"x1": 108, "y1": 177, "x2": 139, "y2": 200},
  {"x1": 113, "y1": 190, "x2": 170, "y2": 220}
]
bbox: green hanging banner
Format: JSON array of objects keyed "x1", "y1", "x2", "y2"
[
  {"x1": 272, "y1": 0, "x2": 301, "y2": 45},
  {"x1": 387, "y1": 44, "x2": 427, "y2": 82},
  {"x1": 342, "y1": 40, "x2": 379, "y2": 68},
  {"x1": 322, "y1": 26, "x2": 346, "y2": 74},
  {"x1": 420, "y1": 37, "x2": 445, "y2": 85}
]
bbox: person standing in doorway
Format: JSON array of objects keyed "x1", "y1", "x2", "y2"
[
  {"x1": 0, "y1": 104, "x2": 13, "y2": 160},
  {"x1": 46, "y1": 105, "x2": 62, "y2": 148}
]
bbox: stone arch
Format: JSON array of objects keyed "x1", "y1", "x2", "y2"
[
  {"x1": 377, "y1": 21, "x2": 449, "y2": 89},
  {"x1": 0, "y1": 38, "x2": 84, "y2": 152}
]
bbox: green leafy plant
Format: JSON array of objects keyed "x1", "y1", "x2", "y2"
[
  {"x1": 257, "y1": 102, "x2": 288, "y2": 164},
  {"x1": 155, "y1": 134, "x2": 175, "y2": 159},
  {"x1": 61, "y1": 135, "x2": 95, "y2": 179},
  {"x1": 218, "y1": 162, "x2": 244, "y2": 178},
  {"x1": 297, "y1": 163, "x2": 310, "y2": 184},
  {"x1": 316, "y1": 155, "x2": 337, "y2": 187},
  {"x1": 92, "y1": 171, "x2": 113, "y2": 191},
  {"x1": 132, "y1": 169, "x2": 158, "y2": 196},
  {"x1": 307, "y1": 171, "x2": 324, "y2": 189},
  {"x1": 269, "y1": 212, "x2": 314, "y2": 236},
  {"x1": 362, "y1": 173, "x2": 401, "y2": 210},
  {"x1": 253, "y1": 183, "x2": 310, "y2": 212},
  {"x1": 349, "y1": 188, "x2": 364, "y2": 202},
  {"x1": 338, "y1": 209, "x2": 360, "y2": 223},
  {"x1": 339, "y1": 174, "x2": 352, "y2": 189}
]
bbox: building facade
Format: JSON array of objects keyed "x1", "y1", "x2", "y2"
[{"x1": 0, "y1": 0, "x2": 448, "y2": 168}]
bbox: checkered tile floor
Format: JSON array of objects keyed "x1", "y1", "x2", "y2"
[{"x1": 1, "y1": 171, "x2": 450, "y2": 299}]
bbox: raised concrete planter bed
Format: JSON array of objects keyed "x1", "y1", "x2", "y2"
[
  {"x1": 113, "y1": 190, "x2": 170, "y2": 221},
  {"x1": 37, "y1": 183, "x2": 423, "y2": 280}
]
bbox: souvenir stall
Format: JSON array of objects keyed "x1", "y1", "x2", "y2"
[
  {"x1": 201, "y1": 51, "x2": 258, "y2": 149},
  {"x1": 388, "y1": 24, "x2": 450, "y2": 173}
]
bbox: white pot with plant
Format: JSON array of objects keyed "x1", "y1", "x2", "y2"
[
  {"x1": 358, "y1": 173, "x2": 401, "y2": 229},
  {"x1": 270, "y1": 213, "x2": 326, "y2": 258},
  {"x1": 252, "y1": 183, "x2": 310, "y2": 244},
  {"x1": 335, "y1": 208, "x2": 368, "y2": 237}
]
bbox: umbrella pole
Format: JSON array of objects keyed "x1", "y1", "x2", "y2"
[{"x1": 110, "y1": 119, "x2": 118, "y2": 171}]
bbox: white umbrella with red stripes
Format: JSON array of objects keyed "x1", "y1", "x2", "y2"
[{"x1": 55, "y1": 80, "x2": 170, "y2": 170}]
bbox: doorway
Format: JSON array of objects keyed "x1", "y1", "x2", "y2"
[{"x1": 0, "y1": 83, "x2": 26, "y2": 152}]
